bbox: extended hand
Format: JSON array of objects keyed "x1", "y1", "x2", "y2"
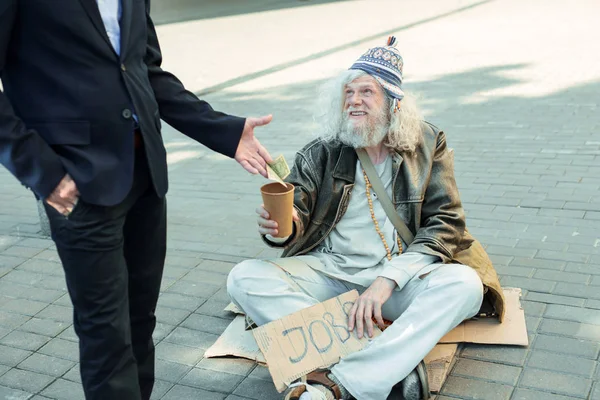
[
  {"x1": 348, "y1": 277, "x2": 397, "y2": 339},
  {"x1": 46, "y1": 174, "x2": 79, "y2": 216},
  {"x1": 256, "y1": 204, "x2": 300, "y2": 237},
  {"x1": 235, "y1": 115, "x2": 273, "y2": 178}
]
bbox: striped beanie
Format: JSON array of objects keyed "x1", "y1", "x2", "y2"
[{"x1": 349, "y1": 36, "x2": 404, "y2": 111}]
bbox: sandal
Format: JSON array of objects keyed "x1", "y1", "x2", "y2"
[{"x1": 285, "y1": 369, "x2": 343, "y2": 400}]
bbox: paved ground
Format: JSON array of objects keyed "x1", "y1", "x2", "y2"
[{"x1": 1, "y1": 0, "x2": 600, "y2": 398}]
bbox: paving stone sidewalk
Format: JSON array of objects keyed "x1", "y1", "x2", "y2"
[{"x1": 1, "y1": 0, "x2": 599, "y2": 399}]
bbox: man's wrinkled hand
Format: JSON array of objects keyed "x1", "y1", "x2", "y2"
[
  {"x1": 348, "y1": 277, "x2": 397, "y2": 339},
  {"x1": 256, "y1": 204, "x2": 299, "y2": 237},
  {"x1": 234, "y1": 115, "x2": 273, "y2": 178},
  {"x1": 46, "y1": 174, "x2": 79, "y2": 216}
]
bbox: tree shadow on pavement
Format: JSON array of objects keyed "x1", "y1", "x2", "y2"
[
  {"x1": 151, "y1": 0, "x2": 354, "y2": 25},
  {"x1": 171, "y1": 63, "x2": 599, "y2": 245}
]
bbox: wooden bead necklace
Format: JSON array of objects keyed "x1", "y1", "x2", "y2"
[{"x1": 363, "y1": 169, "x2": 403, "y2": 261}]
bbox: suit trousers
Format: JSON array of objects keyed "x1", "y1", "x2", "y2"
[
  {"x1": 227, "y1": 256, "x2": 483, "y2": 400},
  {"x1": 44, "y1": 147, "x2": 166, "y2": 400}
]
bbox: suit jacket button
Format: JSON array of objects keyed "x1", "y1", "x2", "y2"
[
  {"x1": 121, "y1": 64, "x2": 127, "y2": 72},
  {"x1": 122, "y1": 109, "x2": 132, "y2": 119}
]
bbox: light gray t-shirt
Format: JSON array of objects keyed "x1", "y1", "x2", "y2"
[{"x1": 307, "y1": 156, "x2": 440, "y2": 289}]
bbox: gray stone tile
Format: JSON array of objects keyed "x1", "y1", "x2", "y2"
[
  {"x1": 519, "y1": 369, "x2": 591, "y2": 398},
  {"x1": 161, "y1": 266, "x2": 191, "y2": 280},
  {"x1": 4, "y1": 246, "x2": 44, "y2": 259},
  {"x1": 16, "y1": 239, "x2": 53, "y2": 249},
  {"x1": 0, "y1": 385, "x2": 32, "y2": 400},
  {"x1": 0, "y1": 368, "x2": 55, "y2": 393},
  {"x1": 248, "y1": 365, "x2": 271, "y2": 382},
  {"x1": 233, "y1": 377, "x2": 285, "y2": 400},
  {"x1": 0, "y1": 255, "x2": 26, "y2": 269},
  {"x1": 0, "y1": 331, "x2": 51, "y2": 351},
  {"x1": 0, "y1": 345, "x2": 32, "y2": 367},
  {"x1": 180, "y1": 367, "x2": 244, "y2": 393},
  {"x1": 38, "y1": 338, "x2": 79, "y2": 362},
  {"x1": 499, "y1": 276, "x2": 555, "y2": 293},
  {"x1": 153, "y1": 322, "x2": 176, "y2": 343},
  {"x1": 52, "y1": 294, "x2": 72, "y2": 307},
  {"x1": 521, "y1": 301, "x2": 546, "y2": 317},
  {"x1": 0, "y1": 311, "x2": 29, "y2": 330},
  {"x1": 155, "y1": 342, "x2": 204, "y2": 366},
  {"x1": 539, "y1": 318, "x2": 600, "y2": 341},
  {"x1": 155, "y1": 305, "x2": 191, "y2": 326},
  {"x1": 181, "y1": 314, "x2": 231, "y2": 336},
  {"x1": 544, "y1": 304, "x2": 600, "y2": 325},
  {"x1": 1, "y1": 299, "x2": 49, "y2": 316},
  {"x1": 18, "y1": 318, "x2": 69, "y2": 337},
  {"x1": 62, "y1": 365, "x2": 80, "y2": 383},
  {"x1": 0, "y1": 327, "x2": 10, "y2": 341},
  {"x1": 196, "y1": 358, "x2": 255, "y2": 377},
  {"x1": 0, "y1": 282, "x2": 63, "y2": 303},
  {"x1": 461, "y1": 344, "x2": 528, "y2": 366},
  {"x1": 35, "y1": 305, "x2": 72, "y2": 323},
  {"x1": 165, "y1": 280, "x2": 220, "y2": 298},
  {"x1": 513, "y1": 388, "x2": 585, "y2": 399},
  {"x1": 41, "y1": 378, "x2": 85, "y2": 400},
  {"x1": 156, "y1": 293, "x2": 207, "y2": 312},
  {"x1": 524, "y1": 292, "x2": 585, "y2": 307},
  {"x1": 161, "y1": 384, "x2": 226, "y2": 400},
  {"x1": 533, "y1": 334, "x2": 600, "y2": 359},
  {"x1": 510, "y1": 257, "x2": 565, "y2": 271},
  {"x1": 441, "y1": 376, "x2": 513, "y2": 399},
  {"x1": 451, "y1": 358, "x2": 522, "y2": 385},
  {"x1": 18, "y1": 353, "x2": 75, "y2": 377},
  {"x1": 533, "y1": 270, "x2": 591, "y2": 285},
  {"x1": 163, "y1": 327, "x2": 219, "y2": 350},
  {"x1": 57, "y1": 325, "x2": 77, "y2": 342},
  {"x1": 155, "y1": 360, "x2": 192, "y2": 383},
  {"x1": 150, "y1": 379, "x2": 173, "y2": 400},
  {"x1": 181, "y1": 269, "x2": 229, "y2": 286},
  {"x1": 527, "y1": 350, "x2": 595, "y2": 377},
  {"x1": 196, "y1": 299, "x2": 236, "y2": 320}
]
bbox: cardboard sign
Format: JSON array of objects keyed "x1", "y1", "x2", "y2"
[
  {"x1": 439, "y1": 287, "x2": 528, "y2": 346},
  {"x1": 252, "y1": 290, "x2": 381, "y2": 392}
]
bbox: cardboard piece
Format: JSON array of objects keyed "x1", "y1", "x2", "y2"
[
  {"x1": 208, "y1": 287, "x2": 527, "y2": 393},
  {"x1": 440, "y1": 287, "x2": 528, "y2": 346},
  {"x1": 252, "y1": 290, "x2": 381, "y2": 393},
  {"x1": 424, "y1": 344, "x2": 458, "y2": 393},
  {"x1": 204, "y1": 315, "x2": 266, "y2": 364}
]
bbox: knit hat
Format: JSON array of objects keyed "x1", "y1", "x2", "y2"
[{"x1": 349, "y1": 36, "x2": 404, "y2": 111}]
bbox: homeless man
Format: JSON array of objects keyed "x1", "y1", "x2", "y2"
[{"x1": 227, "y1": 37, "x2": 505, "y2": 400}]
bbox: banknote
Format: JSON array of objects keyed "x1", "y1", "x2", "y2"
[
  {"x1": 267, "y1": 155, "x2": 290, "y2": 183},
  {"x1": 266, "y1": 165, "x2": 286, "y2": 185}
]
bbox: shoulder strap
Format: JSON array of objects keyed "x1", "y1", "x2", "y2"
[{"x1": 356, "y1": 148, "x2": 415, "y2": 245}]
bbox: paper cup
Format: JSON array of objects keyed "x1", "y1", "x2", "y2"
[{"x1": 260, "y1": 182, "x2": 295, "y2": 238}]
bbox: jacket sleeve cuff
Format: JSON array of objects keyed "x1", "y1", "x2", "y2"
[
  {"x1": 378, "y1": 252, "x2": 441, "y2": 291},
  {"x1": 261, "y1": 222, "x2": 297, "y2": 248}
]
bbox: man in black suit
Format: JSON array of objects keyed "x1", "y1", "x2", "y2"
[{"x1": 0, "y1": 1, "x2": 272, "y2": 398}]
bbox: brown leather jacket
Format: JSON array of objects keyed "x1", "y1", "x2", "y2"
[{"x1": 269, "y1": 122, "x2": 505, "y2": 321}]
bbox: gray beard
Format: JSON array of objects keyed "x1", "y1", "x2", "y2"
[{"x1": 337, "y1": 114, "x2": 389, "y2": 148}]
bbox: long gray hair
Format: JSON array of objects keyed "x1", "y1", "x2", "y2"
[{"x1": 314, "y1": 69, "x2": 423, "y2": 152}]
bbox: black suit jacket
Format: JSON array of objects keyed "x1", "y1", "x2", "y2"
[{"x1": 0, "y1": 0, "x2": 244, "y2": 205}]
